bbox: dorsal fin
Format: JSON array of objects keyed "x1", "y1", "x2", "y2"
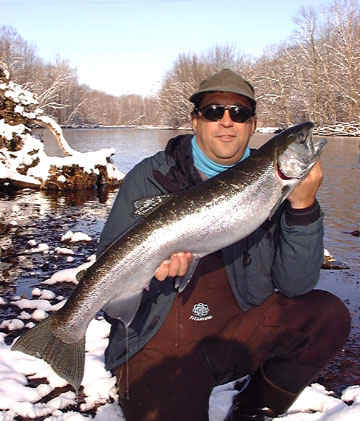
[{"x1": 133, "y1": 194, "x2": 173, "y2": 217}]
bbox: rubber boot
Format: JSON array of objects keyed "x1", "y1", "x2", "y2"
[{"x1": 228, "y1": 366, "x2": 298, "y2": 420}]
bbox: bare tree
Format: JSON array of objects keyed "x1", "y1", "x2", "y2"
[
  {"x1": 324, "y1": 0, "x2": 360, "y2": 122},
  {"x1": 157, "y1": 46, "x2": 251, "y2": 128}
]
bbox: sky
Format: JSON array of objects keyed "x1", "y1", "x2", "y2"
[
  {"x1": 1, "y1": 0, "x2": 327, "y2": 96},
  {"x1": 0, "y1": 0, "x2": 329, "y2": 95}
]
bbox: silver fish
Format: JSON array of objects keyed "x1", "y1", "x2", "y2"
[{"x1": 12, "y1": 121, "x2": 327, "y2": 391}]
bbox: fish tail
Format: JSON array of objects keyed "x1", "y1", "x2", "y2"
[{"x1": 11, "y1": 316, "x2": 85, "y2": 392}]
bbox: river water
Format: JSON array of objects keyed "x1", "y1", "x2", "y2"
[{"x1": 1, "y1": 127, "x2": 359, "y2": 393}]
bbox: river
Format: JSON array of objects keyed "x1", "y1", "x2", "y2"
[{"x1": 1, "y1": 127, "x2": 359, "y2": 394}]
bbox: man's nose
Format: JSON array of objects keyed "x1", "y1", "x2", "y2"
[{"x1": 219, "y1": 109, "x2": 234, "y2": 126}]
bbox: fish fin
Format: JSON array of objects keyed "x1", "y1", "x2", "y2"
[
  {"x1": 175, "y1": 258, "x2": 200, "y2": 293},
  {"x1": 103, "y1": 291, "x2": 143, "y2": 327},
  {"x1": 133, "y1": 194, "x2": 173, "y2": 217},
  {"x1": 12, "y1": 316, "x2": 85, "y2": 393}
]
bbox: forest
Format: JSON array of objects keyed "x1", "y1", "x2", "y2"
[{"x1": 1, "y1": 0, "x2": 359, "y2": 134}]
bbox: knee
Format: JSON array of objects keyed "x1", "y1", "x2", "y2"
[
  {"x1": 309, "y1": 290, "x2": 350, "y2": 324},
  {"x1": 304, "y1": 289, "x2": 351, "y2": 344},
  {"x1": 290, "y1": 290, "x2": 351, "y2": 367}
]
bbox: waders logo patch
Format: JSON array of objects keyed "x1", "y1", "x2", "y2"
[{"x1": 190, "y1": 302, "x2": 213, "y2": 321}]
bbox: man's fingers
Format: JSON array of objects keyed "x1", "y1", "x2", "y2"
[
  {"x1": 168, "y1": 254, "x2": 181, "y2": 277},
  {"x1": 154, "y1": 252, "x2": 192, "y2": 281},
  {"x1": 172, "y1": 252, "x2": 192, "y2": 276},
  {"x1": 154, "y1": 259, "x2": 170, "y2": 281},
  {"x1": 288, "y1": 160, "x2": 323, "y2": 209}
]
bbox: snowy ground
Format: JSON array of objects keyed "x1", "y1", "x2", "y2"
[{"x1": 0, "y1": 232, "x2": 359, "y2": 420}]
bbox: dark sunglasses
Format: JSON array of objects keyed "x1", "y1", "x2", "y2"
[{"x1": 195, "y1": 104, "x2": 254, "y2": 123}]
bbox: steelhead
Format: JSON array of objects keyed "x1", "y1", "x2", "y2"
[{"x1": 12, "y1": 121, "x2": 327, "y2": 391}]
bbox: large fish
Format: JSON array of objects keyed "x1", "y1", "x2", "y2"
[{"x1": 12, "y1": 121, "x2": 327, "y2": 391}]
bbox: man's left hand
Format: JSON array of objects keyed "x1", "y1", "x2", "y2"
[{"x1": 288, "y1": 161, "x2": 323, "y2": 209}]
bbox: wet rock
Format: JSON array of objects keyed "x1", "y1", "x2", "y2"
[
  {"x1": 322, "y1": 249, "x2": 350, "y2": 270},
  {"x1": 322, "y1": 258, "x2": 350, "y2": 270}
]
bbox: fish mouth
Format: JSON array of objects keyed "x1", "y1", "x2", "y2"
[{"x1": 277, "y1": 163, "x2": 293, "y2": 180}]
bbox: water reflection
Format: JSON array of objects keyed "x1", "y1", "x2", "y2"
[
  {"x1": 42, "y1": 185, "x2": 115, "y2": 207},
  {"x1": 36, "y1": 127, "x2": 191, "y2": 173},
  {"x1": 317, "y1": 137, "x2": 360, "y2": 270},
  {"x1": 1, "y1": 188, "x2": 115, "y2": 219}
]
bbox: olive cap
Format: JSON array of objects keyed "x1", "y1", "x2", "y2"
[{"x1": 189, "y1": 68, "x2": 256, "y2": 110}]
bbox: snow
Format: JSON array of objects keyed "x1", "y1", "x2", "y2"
[
  {"x1": 0, "y1": 79, "x2": 125, "y2": 189},
  {"x1": 61, "y1": 230, "x2": 92, "y2": 243},
  {"x1": 0, "y1": 261, "x2": 359, "y2": 420},
  {"x1": 55, "y1": 247, "x2": 75, "y2": 255},
  {"x1": 28, "y1": 243, "x2": 50, "y2": 254},
  {"x1": 0, "y1": 271, "x2": 121, "y2": 420},
  {"x1": 3, "y1": 80, "x2": 38, "y2": 105},
  {"x1": 42, "y1": 254, "x2": 96, "y2": 285},
  {"x1": 0, "y1": 319, "x2": 25, "y2": 331},
  {"x1": 256, "y1": 127, "x2": 279, "y2": 134},
  {"x1": 0, "y1": 119, "x2": 27, "y2": 140}
]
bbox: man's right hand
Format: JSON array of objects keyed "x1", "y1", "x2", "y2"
[{"x1": 154, "y1": 252, "x2": 192, "y2": 281}]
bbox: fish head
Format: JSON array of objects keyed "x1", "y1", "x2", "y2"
[{"x1": 276, "y1": 122, "x2": 327, "y2": 180}]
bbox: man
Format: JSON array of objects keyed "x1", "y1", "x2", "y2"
[{"x1": 97, "y1": 69, "x2": 350, "y2": 420}]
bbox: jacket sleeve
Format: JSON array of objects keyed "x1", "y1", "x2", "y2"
[
  {"x1": 96, "y1": 153, "x2": 166, "y2": 257},
  {"x1": 271, "y1": 202, "x2": 324, "y2": 297}
]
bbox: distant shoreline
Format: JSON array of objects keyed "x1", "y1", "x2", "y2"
[{"x1": 33, "y1": 124, "x2": 360, "y2": 137}]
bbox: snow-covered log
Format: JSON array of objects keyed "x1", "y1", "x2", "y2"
[{"x1": 0, "y1": 61, "x2": 124, "y2": 191}]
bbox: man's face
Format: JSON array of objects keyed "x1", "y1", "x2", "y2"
[{"x1": 192, "y1": 92, "x2": 257, "y2": 166}]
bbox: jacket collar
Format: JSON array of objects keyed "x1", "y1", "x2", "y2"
[{"x1": 152, "y1": 134, "x2": 203, "y2": 193}]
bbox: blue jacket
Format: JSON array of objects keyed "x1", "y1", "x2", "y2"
[{"x1": 97, "y1": 134, "x2": 324, "y2": 372}]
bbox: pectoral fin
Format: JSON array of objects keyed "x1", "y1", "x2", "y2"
[{"x1": 103, "y1": 291, "x2": 144, "y2": 327}]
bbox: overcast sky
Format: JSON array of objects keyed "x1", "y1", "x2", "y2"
[{"x1": 2, "y1": 0, "x2": 327, "y2": 96}]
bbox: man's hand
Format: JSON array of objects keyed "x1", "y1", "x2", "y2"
[
  {"x1": 154, "y1": 252, "x2": 193, "y2": 281},
  {"x1": 288, "y1": 161, "x2": 323, "y2": 209}
]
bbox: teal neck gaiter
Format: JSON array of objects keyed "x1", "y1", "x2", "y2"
[{"x1": 192, "y1": 136, "x2": 250, "y2": 178}]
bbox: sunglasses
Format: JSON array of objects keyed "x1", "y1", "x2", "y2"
[{"x1": 195, "y1": 104, "x2": 254, "y2": 123}]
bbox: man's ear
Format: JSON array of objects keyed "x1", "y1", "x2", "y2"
[
  {"x1": 250, "y1": 116, "x2": 257, "y2": 135},
  {"x1": 192, "y1": 112, "x2": 199, "y2": 134}
]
